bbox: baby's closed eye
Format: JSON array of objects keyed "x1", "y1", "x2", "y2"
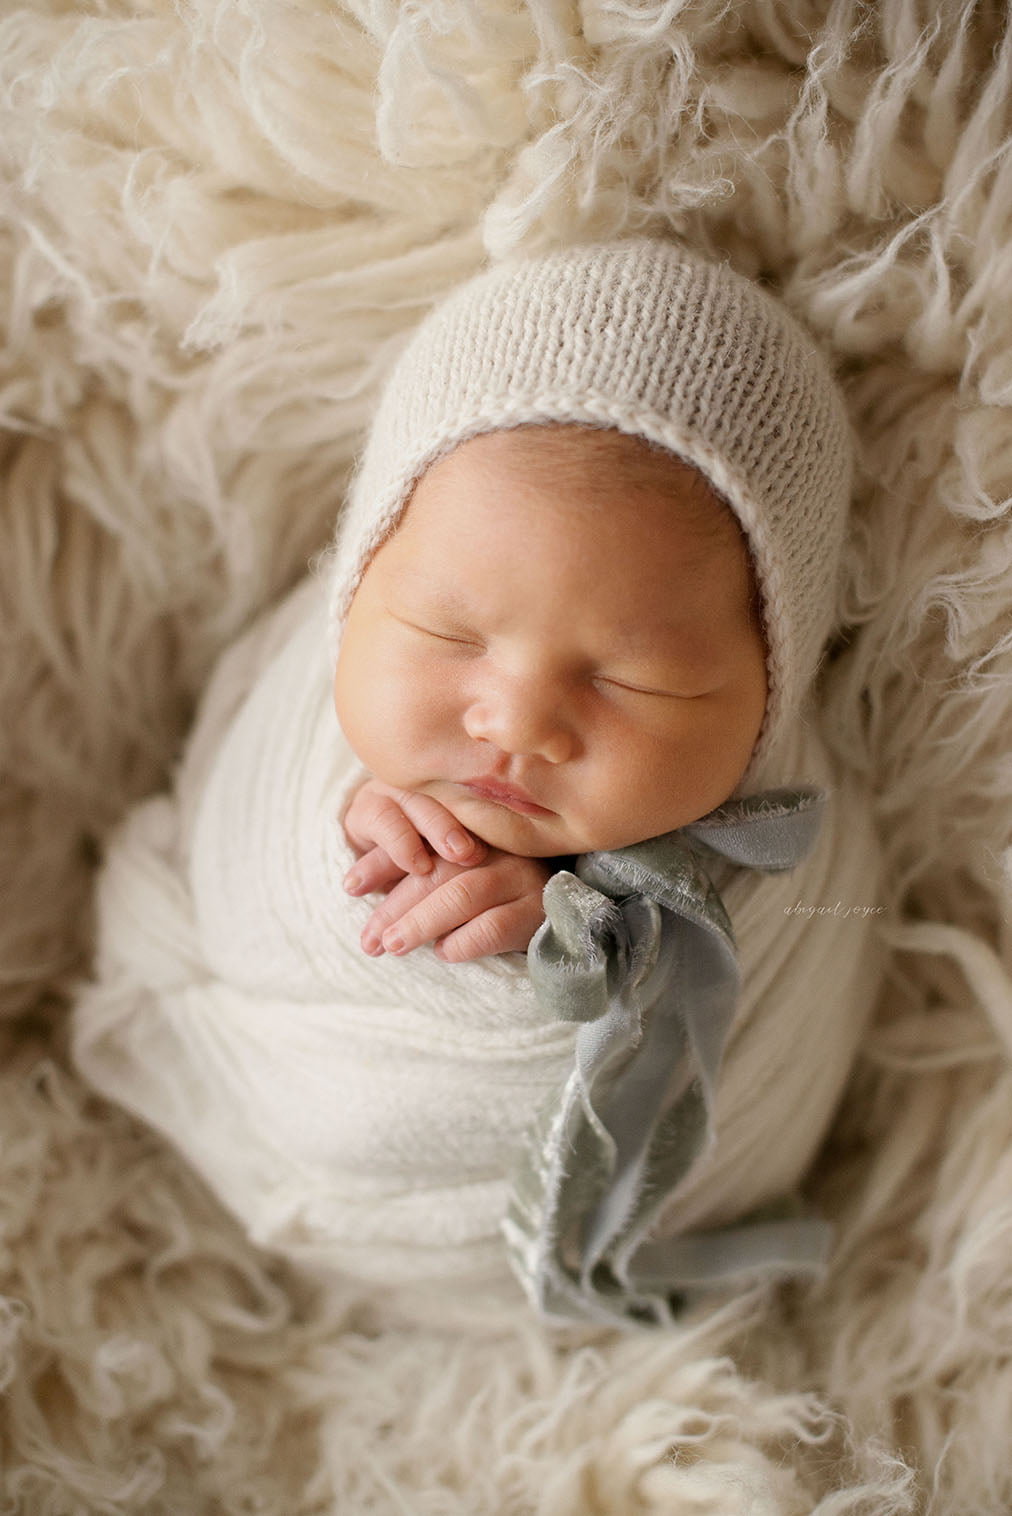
[
  {"x1": 394, "y1": 614, "x2": 485, "y2": 650},
  {"x1": 392, "y1": 611, "x2": 714, "y2": 699},
  {"x1": 591, "y1": 673, "x2": 705, "y2": 699}
]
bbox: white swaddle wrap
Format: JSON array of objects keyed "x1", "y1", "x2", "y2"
[{"x1": 73, "y1": 574, "x2": 884, "y2": 1296}]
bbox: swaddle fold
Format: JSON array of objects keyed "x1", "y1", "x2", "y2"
[{"x1": 74, "y1": 576, "x2": 884, "y2": 1298}]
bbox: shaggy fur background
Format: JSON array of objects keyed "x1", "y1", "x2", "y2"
[{"x1": 3, "y1": 0, "x2": 1012, "y2": 1509}]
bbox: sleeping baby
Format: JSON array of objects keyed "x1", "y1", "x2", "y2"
[
  {"x1": 334, "y1": 422, "x2": 767, "y2": 962},
  {"x1": 73, "y1": 239, "x2": 885, "y2": 1325}
]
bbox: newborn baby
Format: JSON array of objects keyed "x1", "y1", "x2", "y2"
[
  {"x1": 335, "y1": 424, "x2": 767, "y2": 966},
  {"x1": 73, "y1": 239, "x2": 885, "y2": 1323}
]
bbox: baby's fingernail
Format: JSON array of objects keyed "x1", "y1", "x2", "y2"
[
  {"x1": 446, "y1": 828, "x2": 476, "y2": 859},
  {"x1": 383, "y1": 930, "x2": 406, "y2": 955},
  {"x1": 344, "y1": 869, "x2": 363, "y2": 893},
  {"x1": 413, "y1": 851, "x2": 433, "y2": 874},
  {"x1": 361, "y1": 930, "x2": 383, "y2": 956}
]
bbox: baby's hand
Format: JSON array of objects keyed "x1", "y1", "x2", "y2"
[
  {"x1": 342, "y1": 778, "x2": 487, "y2": 894},
  {"x1": 354, "y1": 849, "x2": 551, "y2": 964}
]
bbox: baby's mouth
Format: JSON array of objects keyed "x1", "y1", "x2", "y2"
[{"x1": 460, "y1": 775, "x2": 554, "y2": 817}]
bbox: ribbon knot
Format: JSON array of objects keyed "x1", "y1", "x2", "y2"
[{"x1": 503, "y1": 787, "x2": 831, "y2": 1326}]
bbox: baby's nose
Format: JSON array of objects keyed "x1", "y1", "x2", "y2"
[{"x1": 463, "y1": 675, "x2": 575, "y2": 764}]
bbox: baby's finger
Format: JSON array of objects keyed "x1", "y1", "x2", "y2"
[
  {"x1": 434, "y1": 900, "x2": 541, "y2": 963},
  {"x1": 357, "y1": 865, "x2": 453, "y2": 955},
  {"x1": 349, "y1": 790, "x2": 433, "y2": 876},
  {"x1": 388, "y1": 789, "x2": 486, "y2": 867},
  {"x1": 343, "y1": 846, "x2": 403, "y2": 897},
  {"x1": 375, "y1": 870, "x2": 505, "y2": 957}
]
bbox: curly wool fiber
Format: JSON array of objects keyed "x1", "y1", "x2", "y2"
[{"x1": 2, "y1": 0, "x2": 1012, "y2": 1510}]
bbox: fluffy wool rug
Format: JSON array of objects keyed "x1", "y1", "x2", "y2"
[{"x1": 3, "y1": 0, "x2": 1012, "y2": 1510}]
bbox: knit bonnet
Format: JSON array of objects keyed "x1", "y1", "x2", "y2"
[{"x1": 326, "y1": 237, "x2": 854, "y2": 771}]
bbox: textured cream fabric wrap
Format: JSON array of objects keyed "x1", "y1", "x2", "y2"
[{"x1": 73, "y1": 576, "x2": 884, "y2": 1292}]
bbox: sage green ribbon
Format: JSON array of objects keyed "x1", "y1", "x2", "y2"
[{"x1": 503, "y1": 787, "x2": 830, "y2": 1326}]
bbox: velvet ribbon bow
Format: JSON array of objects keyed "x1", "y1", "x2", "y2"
[{"x1": 503, "y1": 787, "x2": 830, "y2": 1326}]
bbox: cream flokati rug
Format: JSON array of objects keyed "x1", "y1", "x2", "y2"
[{"x1": 2, "y1": 0, "x2": 1012, "y2": 1509}]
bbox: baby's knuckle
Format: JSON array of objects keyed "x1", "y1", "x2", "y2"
[
  {"x1": 441, "y1": 876, "x2": 476, "y2": 915},
  {"x1": 466, "y1": 915, "x2": 502, "y2": 956},
  {"x1": 382, "y1": 810, "x2": 415, "y2": 847},
  {"x1": 392, "y1": 787, "x2": 430, "y2": 821},
  {"x1": 378, "y1": 799, "x2": 407, "y2": 830}
]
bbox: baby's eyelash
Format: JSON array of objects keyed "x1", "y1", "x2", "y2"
[
  {"x1": 593, "y1": 675, "x2": 672, "y2": 698},
  {"x1": 409, "y1": 621, "x2": 482, "y2": 648},
  {"x1": 595, "y1": 675, "x2": 711, "y2": 699}
]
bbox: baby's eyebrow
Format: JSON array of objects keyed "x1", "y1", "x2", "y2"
[
  {"x1": 387, "y1": 566, "x2": 473, "y2": 619},
  {"x1": 387, "y1": 563, "x2": 729, "y2": 671},
  {"x1": 583, "y1": 606, "x2": 731, "y2": 671}
]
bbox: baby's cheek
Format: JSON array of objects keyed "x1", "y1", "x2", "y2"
[
  {"x1": 342, "y1": 675, "x2": 445, "y2": 789},
  {"x1": 334, "y1": 666, "x2": 396, "y2": 774}
]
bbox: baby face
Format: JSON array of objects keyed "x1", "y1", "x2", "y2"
[{"x1": 334, "y1": 427, "x2": 768, "y2": 857}]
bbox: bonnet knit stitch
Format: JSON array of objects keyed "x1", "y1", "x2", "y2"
[{"x1": 325, "y1": 237, "x2": 855, "y2": 770}]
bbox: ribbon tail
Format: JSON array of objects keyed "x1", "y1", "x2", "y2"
[{"x1": 505, "y1": 787, "x2": 834, "y2": 1327}]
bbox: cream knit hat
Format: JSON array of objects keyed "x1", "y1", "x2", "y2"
[{"x1": 326, "y1": 238, "x2": 854, "y2": 769}]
